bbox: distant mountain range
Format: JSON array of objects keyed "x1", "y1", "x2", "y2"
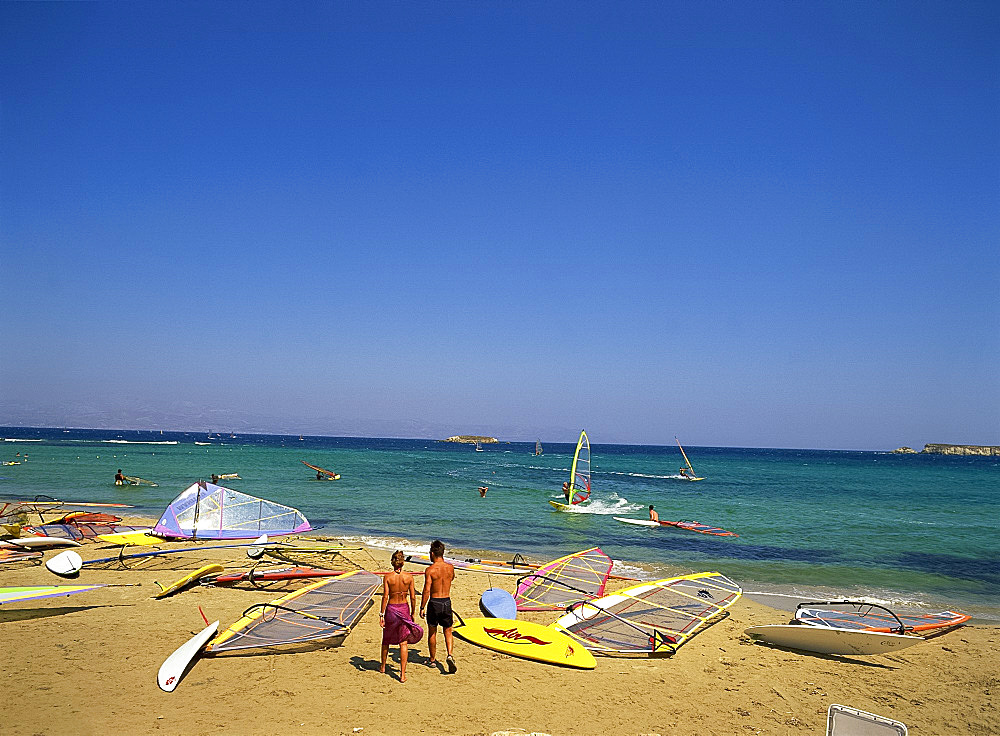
[{"x1": 0, "y1": 399, "x2": 576, "y2": 443}]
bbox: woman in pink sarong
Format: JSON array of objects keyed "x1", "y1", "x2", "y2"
[{"x1": 379, "y1": 550, "x2": 423, "y2": 682}]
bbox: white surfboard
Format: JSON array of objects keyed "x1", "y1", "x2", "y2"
[
  {"x1": 613, "y1": 517, "x2": 659, "y2": 528},
  {"x1": 744, "y1": 625, "x2": 923, "y2": 655},
  {"x1": 157, "y1": 620, "x2": 219, "y2": 692},
  {"x1": 2, "y1": 536, "x2": 82, "y2": 550},
  {"x1": 45, "y1": 550, "x2": 83, "y2": 577}
]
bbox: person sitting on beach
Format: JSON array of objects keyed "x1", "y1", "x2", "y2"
[
  {"x1": 380, "y1": 550, "x2": 423, "y2": 683},
  {"x1": 115, "y1": 469, "x2": 126, "y2": 486},
  {"x1": 649, "y1": 505, "x2": 659, "y2": 522},
  {"x1": 420, "y1": 539, "x2": 457, "y2": 673},
  {"x1": 478, "y1": 486, "x2": 488, "y2": 497}
]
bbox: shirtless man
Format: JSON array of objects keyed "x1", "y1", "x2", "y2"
[
  {"x1": 115, "y1": 469, "x2": 126, "y2": 486},
  {"x1": 379, "y1": 550, "x2": 422, "y2": 682},
  {"x1": 561, "y1": 481, "x2": 571, "y2": 502},
  {"x1": 420, "y1": 539, "x2": 457, "y2": 673},
  {"x1": 648, "y1": 504, "x2": 659, "y2": 522},
  {"x1": 679, "y1": 467, "x2": 690, "y2": 478}
]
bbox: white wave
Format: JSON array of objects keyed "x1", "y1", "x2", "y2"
[
  {"x1": 603, "y1": 470, "x2": 677, "y2": 480},
  {"x1": 610, "y1": 559, "x2": 651, "y2": 581},
  {"x1": 2, "y1": 438, "x2": 43, "y2": 442},
  {"x1": 194, "y1": 442, "x2": 212, "y2": 446},
  {"x1": 551, "y1": 493, "x2": 643, "y2": 515},
  {"x1": 102, "y1": 440, "x2": 178, "y2": 445},
  {"x1": 351, "y1": 535, "x2": 430, "y2": 555}
]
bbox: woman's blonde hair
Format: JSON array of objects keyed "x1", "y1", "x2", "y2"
[{"x1": 391, "y1": 550, "x2": 405, "y2": 570}]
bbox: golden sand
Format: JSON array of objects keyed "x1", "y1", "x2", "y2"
[{"x1": 2, "y1": 529, "x2": 997, "y2": 736}]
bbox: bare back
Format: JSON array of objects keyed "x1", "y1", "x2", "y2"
[
  {"x1": 423, "y1": 559, "x2": 455, "y2": 599},
  {"x1": 383, "y1": 570, "x2": 415, "y2": 605}
]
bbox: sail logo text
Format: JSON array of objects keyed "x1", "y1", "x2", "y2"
[{"x1": 483, "y1": 627, "x2": 550, "y2": 646}]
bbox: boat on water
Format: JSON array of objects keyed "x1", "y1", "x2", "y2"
[
  {"x1": 675, "y1": 437, "x2": 704, "y2": 481},
  {"x1": 534, "y1": 440, "x2": 542, "y2": 456},
  {"x1": 475, "y1": 442, "x2": 483, "y2": 452},
  {"x1": 549, "y1": 430, "x2": 591, "y2": 511}
]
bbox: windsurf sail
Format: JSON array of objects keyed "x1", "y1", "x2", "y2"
[
  {"x1": 124, "y1": 475, "x2": 158, "y2": 486},
  {"x1": 48, "y1": 512, "x2": 122, "y2": 525},
  {"x1": 566, "y1": 430, "x2": 591, "y2": 504},
  {"x1": 207, "y1": 571, "x2": 380, "y2": 653},
  {"x1": 675, "y1": 437, "x2": 702, "y2": 479},
  {"x1": 301, "y1": 461, "x2": 340, "y2": 480},
  {"x1": 794, "y1": 601, "x2": 971, "y2": 634},
  {"x1": 660, "y1": 519, "x2": 738, "y2": 537},
  {"x1": 0, "y1": 549, "x2": 42, "y2": 565},
  {"x1": 0, "y1": 585, "x2": 104, "y2": 605},
  {"x1": 553, "y1": 571, "x2": 742, "y2": 655},
  {"x1": 207, "y1": 566, "x2": 351, "y2": 586},
  {"x1": 515, "y1": 547, "x2": 612, "y2": 611},
  {"x1": 535, "y1": 440, "x2": 542, "y2": 456},
  {"x1": 153, "y1": 481, "x2": 312, "y2": 540},
  {"x1": 24, "y1": 523, "x2": 148, "y2": 541}
]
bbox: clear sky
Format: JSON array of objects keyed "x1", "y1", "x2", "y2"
[{"x1": 1, "y1": 2, "x2": 997, "y2": 449}]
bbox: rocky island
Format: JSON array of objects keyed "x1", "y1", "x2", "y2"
[
  {"x1": 894, "y1": 444, "x2": 999, "y2": 456},
  {"x1": 443, "y1": 435, "x2": 499, "y2": 444}
]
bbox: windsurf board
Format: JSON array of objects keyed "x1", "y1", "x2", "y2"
[
  {"x1": 479, "y1": 588, "x2": 517, "y2": 619},
  {"x1": 454, "y1": 617, "x2": 596, "y2": 669},
  {"x1": 157, "y1": 620, "x2": 219, "y2": 692},
  {"x1": 154, "y1": 564, "x2": 225, "y2": 599},
  {"x1": 744, "y1": 625, "x2": 923, "y2": 655},
  {"x1": 46, "y1": 550, "x2": 83, "y2": 577}
]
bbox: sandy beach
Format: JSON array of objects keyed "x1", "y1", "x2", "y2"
[{"x1": 2, "y1": 527, "x2": 997, "y2": 736}]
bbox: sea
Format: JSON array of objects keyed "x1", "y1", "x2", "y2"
[{"x1": 2, "y1": 427, "x2": 997, "y2": 621}]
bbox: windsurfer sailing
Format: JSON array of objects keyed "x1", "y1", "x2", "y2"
[
  {"x1": 679, "y1": 467, "x2": 690, "y2": 479},
  {"x1": 649, "y1": 505, "x2": 659, "y2": 522},
  {"x1": 562, "y1": 481, "x2": 571, "y2": 503},
  {"x1": 380, "y1": 550, "x2": 423, "y2": 683},
  {"x1": 420, "y1": 539, "x2": 457, "y2": 673}
]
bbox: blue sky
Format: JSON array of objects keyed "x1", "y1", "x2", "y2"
[{"x1": 1, "y1": 2, "x2": 997, "y2": 449}]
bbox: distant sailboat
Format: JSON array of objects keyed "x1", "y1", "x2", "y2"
[
  {"x1": 475, "y1": 442, "x2": 484, "y2": 452},
  {"x1": 675, "y1": 437, "x2": 704, "y2": 481},
  {"x1": 534, "y1": 440, "x2": 542, "y2": 456}
]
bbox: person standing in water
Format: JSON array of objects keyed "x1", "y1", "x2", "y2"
[
  {"x1": 379, "y1": 550, "x2": 423, "y2": 683},
  {"x1": 420, "y1": 539, "x2": 457, "y2": 673},
  {"x1": 115, "y1": 469, "x2": 126, "y2": 486}
]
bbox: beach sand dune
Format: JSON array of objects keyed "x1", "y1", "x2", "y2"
[{"x1": 1, "y1": 536, "x2": 996, "y2": 735}]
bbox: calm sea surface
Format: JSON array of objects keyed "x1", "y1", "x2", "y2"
[{"x1": 2, "y1": 427, "x2": 997, "y2": 620}]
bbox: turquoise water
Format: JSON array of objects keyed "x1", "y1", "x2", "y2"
[{"x1": 2, "y1": 427, "x2": 997, "y2": 619}]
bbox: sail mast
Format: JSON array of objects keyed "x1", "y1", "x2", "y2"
[{"x1": 675, "y1": 437, "x2": 695, "y2": 475}]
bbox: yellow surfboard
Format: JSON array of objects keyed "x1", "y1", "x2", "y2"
[
  {"x1": 98, "y1": 530, "x2": 163, "y2": 546},
  {"x1": 154, "y1": 564, "x2": 225, "y2": 599},
  {"x1": 453, "y1": 617, "x2": 596, "y2": 669}
]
